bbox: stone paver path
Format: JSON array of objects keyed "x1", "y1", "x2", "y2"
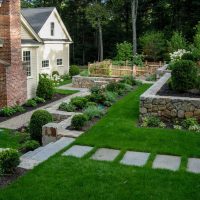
[
  {"x1": 91, "y1": 148, "x2": 120, "y2": 161},
  {"x1": 62, "y1": 145, "x2": 93, "y2": 158},
  {"x1": 120, "y1": 151, "x2": 150, "y2": 167},
  {"x1": 0, "y1": 85, "x2": 89, "y2": 130},
  {"x1": 19, "y1": 137, "x2": 75, "y2": 169},
  {"x1": 152, "y1": 155, "x2": 181, "y2": 171},
  {"x1": 187, "y1": 158, "x2": 200, "y2": 174}
]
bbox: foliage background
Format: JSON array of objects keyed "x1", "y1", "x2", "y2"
[{"x1": 21, "y1": 0, "x2": 200, "y2": 64}]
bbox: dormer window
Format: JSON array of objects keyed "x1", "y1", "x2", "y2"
[{"x1": 51, "y1": 22, "x2": 55, "y2": 36}]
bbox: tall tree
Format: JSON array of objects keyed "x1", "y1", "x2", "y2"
[
  {"x1": 85, "y1": 2, "x2": 110, "y2": 61},
  {"x1": 131, "y1": 0, "x2": 138, "y2": 55}
]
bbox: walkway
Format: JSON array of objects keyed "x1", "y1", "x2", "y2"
[
  {"x1": 62, "y1": 145, "x2": 200, "y2": 174},
  {"x1": 0, "y1": 84, "x2": 89, "y2": 130}
]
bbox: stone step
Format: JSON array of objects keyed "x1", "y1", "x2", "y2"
[
  {"x1": 30, "y1": 137, "x2": 75, "y2": 162},
  {"x1": 20, "y1": 143, "x2": 53, "y2": 160},
  {"x1": 18, "y1": 158, "x2": 40, "y2": 170}
]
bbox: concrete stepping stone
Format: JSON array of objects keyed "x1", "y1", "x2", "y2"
[
  {"x1": 62, "y1": 145, "x2": 93, "y2": 158},
  {"x1": 152, "y1": 155, "x2": 181, "y2": 171},
  {"x1": 19, "y1": 137, "x2": 75, "y2": 169},
  {"x1": 187, "y1": 158, "x2": 200, "y2": 174},
  {"x1": 31, "y1": 137, "x2": 75, "y2": 162},
  {"x1": 91, "y1": 148, "x2": 120, "y2": 161},
  {"x1": 120, "y1": 151, "x2": 150, "y2": 167}
]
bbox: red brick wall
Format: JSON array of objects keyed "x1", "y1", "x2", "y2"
[{"x1": 0, "y1": 0, "x2": 27, "y2": 107}]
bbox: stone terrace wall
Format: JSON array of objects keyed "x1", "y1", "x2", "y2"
[
  {"x1": 72, "y1": 75, "x2": 121, "y2": 88},
  {"x1": 140, "y1": 73, "x2": 200, "y2": 122},
  {"x1": 156, "y1": 64, "x2": 171, "y2": 80}
]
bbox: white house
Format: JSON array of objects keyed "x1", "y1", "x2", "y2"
[{"x1": 21, "y1": 7, "x2": 72, "y2": 99}]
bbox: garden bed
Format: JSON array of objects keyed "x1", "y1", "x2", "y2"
[
  {"x1": 0, "y1": 90, "x2": 77, "y2": 123},
  {"x1": 157, "y1": 82, "x2": 200, "y2": 98},
  {"x1": 0, "y1": 168, "x2": 28, "y2": 188},
  {"x1": 140, "y1": 73, "x2": 200, "y2": 122}
]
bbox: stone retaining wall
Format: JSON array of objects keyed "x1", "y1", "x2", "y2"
[
  {"x1": 156, "y1": 64, "x2": 171, "y2": 80},
  {"x1": 72, "y1": 75, "x2": 121, "y2": 88},
  {"x1": 140, "y1": 73, "x2": 200, "y2": 122}
]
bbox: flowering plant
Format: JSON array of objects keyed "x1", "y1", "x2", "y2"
[{"x1": 169, "y1": 49, "x2": 190, "y2": 62}]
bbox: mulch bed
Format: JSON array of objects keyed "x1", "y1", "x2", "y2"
[
  {"x1": 0, "y1": 168, "x2": 28, "y2": 188},
  {"x1": 157, "y1": 83, "x2": 200, "y2": 98},
  {"x1": 0, "y1": 93, "x2": 69, "y2": 123}
]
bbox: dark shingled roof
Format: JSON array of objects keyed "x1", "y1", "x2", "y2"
[
  {"x1": 21, "y1": 39, "x2": 41, "y2": 45},
  {"x1": 21, "y1": 7, "x2": 55, "y2": 33}
]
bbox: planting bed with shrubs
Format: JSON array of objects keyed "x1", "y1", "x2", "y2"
[
  {"x1": 59, "y1": 76, "x2": 137, "y2": 131},
  {"x1": 0, "y1": 75, "x2": 77, "y2": 123},
  {"x1": 0, "y1": 109, "x2": 55, "y2": 187},
  {"x1": 0, "y1": 129, "x2": 42, "y2": 188}
]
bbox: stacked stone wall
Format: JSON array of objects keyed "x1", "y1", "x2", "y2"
[{"x1": 140, "y1": 73, "x2": 200, "y2": 122}]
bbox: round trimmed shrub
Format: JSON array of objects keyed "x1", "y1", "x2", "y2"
[
  {"x1": 69, "y1": 65, "x2": 80, "y2": 77},
  {"x1": 36, "y1": 76, "x2": 54, "y2": 100},
  {"x1": 171, "y1": 60, "x2": 198, "y2": 92},
  {"x1": 0, "y1": 149, "x2": 20, "y2": 174},
  {"x1": 71, "y1": 97, "x2": 88, "y2": 110},
  {"x1": 71, "y1": 114, "x2": 88, "y2": 130},
  {"x1": 29, "y1": 110, "x2": 53, "y2": 144}
]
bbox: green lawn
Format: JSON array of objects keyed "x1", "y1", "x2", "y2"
[
  {"x1": 57, "y1": 79, "x2": 72, "y2": 87},
  {"x1": 0, "y1": 84, "x2": 200, "y2": 199},
  {"x1": 54, "y1": 88, "x2": 78, "y2": 95},
  {"x1": 0, "y1": 129, "x2": 25, "y2": 149}
]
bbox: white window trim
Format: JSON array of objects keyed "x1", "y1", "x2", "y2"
[
  {"x1": 22, "y1": 50, "x2": 32, "y2": 78},
  {"x1": 42, "y1": 60, "x2": 50, "y2": 68},
  {"x1": 57, "y1": 58, "x2": 63, "y2": 66},
  {"x1": 51, "y1": 22, "x2": 55, "y2": 36}
]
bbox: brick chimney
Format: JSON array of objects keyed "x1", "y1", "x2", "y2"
[{"x1": 0, "y1": 0, "x2": 27, "y2": 107}]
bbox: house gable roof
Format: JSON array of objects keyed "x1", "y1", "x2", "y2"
[
  {"x1": 21, "y1": 14, "x2": 43, "y2": 43},
  {"x1": 21, "y1": 7, "x2": 55, "y2": 34}
]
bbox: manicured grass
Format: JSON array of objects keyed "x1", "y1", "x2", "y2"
[
  {"x1": 57, "y1": 79, "x2": 72, "y2": 86},
  {"x1": 0, "y1": 84, "x2": 200, "y2": 199},
  {"x1": 0, "y1": 129, "x2": 24, "y2": 149},
  {"x1": 54, "y1": 88, "x2": 78, "y2": 95},
  {"x1": 76, "y1": 84, "x2": 200, "y2": 157},
  {"x1": 0, "y1": 157, "x2": 199, "y2": 200}
]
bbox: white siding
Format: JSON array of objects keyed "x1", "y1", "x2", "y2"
[
  {"x1": 38, "y1": 11, "x2": 68, "y2": 40},
  {"x1": 38, "y1": 43, "x2": 69, "y2": 76},
  {"x1": 21, "y1": 24, "x2": 34, "y2": 40},
  {"x1": 22, "y1": 47, "x2": 38, "y2": 99}
]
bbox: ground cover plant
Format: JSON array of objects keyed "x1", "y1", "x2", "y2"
[{"x1": 1, "y1": 85, "x2": 200, "y2": 199}]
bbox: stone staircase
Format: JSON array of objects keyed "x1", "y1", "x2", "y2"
[{"x1": 19, "y1": 137, "x2": 75, "y2": 170}]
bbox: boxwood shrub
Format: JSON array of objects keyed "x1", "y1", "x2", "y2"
[
  {"x1": 36, "y1": 75, "x2": 54, "y2": 100},
  {"x1": 0, "y1": 149, "x2": 20, "y2": 174},
  {"x1": 171, "y1": 60, "x2": 198, "y2": 92},
  {"x1": 69, "y1": 65, "x2": 80, "y2": 77},
  {"x1": 71, "y1": 97, "x2": 88, "y2": 110},
  {"x1": 71, "y1": 114, "x2": 88, "y2": 130},
  {"x1": 29, "y1": 110, "x2": 53, "y2": 144}
]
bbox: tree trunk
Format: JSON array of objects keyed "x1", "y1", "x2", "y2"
[
  {"x1": 131, "y1": 0, "x2": 138, "y2": 56},
  {"x1": 98, "y1": 21, "x2": 103, "y2": 61}
]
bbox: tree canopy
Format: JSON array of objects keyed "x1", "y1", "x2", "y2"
[{"x1": 21, "y1": 0, "x2": 200, "y2": 64}]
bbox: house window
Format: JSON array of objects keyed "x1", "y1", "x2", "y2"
[
  {"x1": 42, "y1": 60, "x2": 49, "y2": 68},
  {"x1": 23, "y1": 51, "x2": 31, "y2": 77},
  {"x1": 51, "y1": 22, "x2": 54, "y2": 36},
  {"x1": 57, "y1": 59, "x2": 63, "y2": 66}
]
